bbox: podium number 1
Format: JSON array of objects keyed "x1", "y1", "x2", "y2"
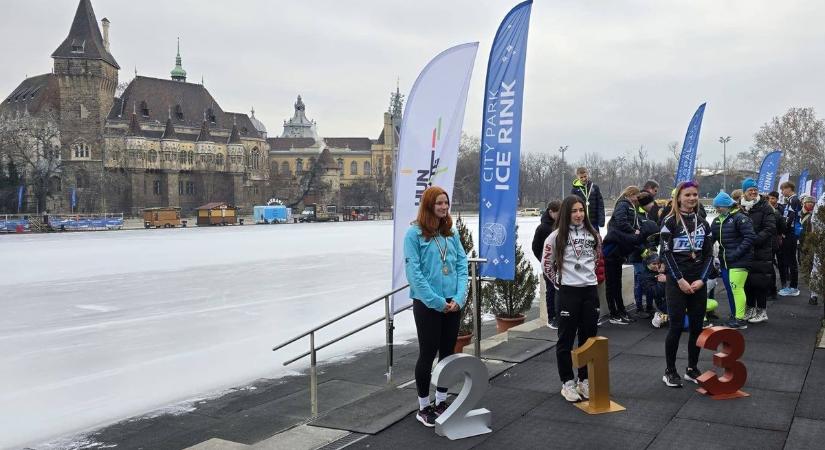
[{"x1": 571, "y1": 337, "x2": 624, "y2": 414}]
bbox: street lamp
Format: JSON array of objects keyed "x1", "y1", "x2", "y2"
[
  {"x1": 559, "y1": 145, "x2": 568, "y2": 198},
  {"x1": 719, "y1": 136, "x2": 731, "y2": 192}
]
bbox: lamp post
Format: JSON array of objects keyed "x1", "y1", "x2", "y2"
[
  {"x1": 559, "y1": 145, "x2": 568, "y2": 198},
  {"x1": 719, "y1": 136, "x2": 731, "y2": 192}
]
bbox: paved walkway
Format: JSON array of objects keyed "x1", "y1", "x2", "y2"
[{"x1": 46, "y1": 288, "x2": 824, "y2": 450}]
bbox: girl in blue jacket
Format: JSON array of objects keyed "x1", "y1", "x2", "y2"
[{"x1": 404, "y1": 186, "x2": 468, "y2": 427}]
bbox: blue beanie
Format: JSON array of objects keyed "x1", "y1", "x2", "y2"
[
  {"x1": 713, "y1": 192, "x2": 736, "y2": 208},
  {"x1": 742, "y1": 178, "x2": 757, "y2": 191}
]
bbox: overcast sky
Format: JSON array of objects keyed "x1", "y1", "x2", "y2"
[{"x1": 3, "y1": 0, "x2": 825, "y2": 165}]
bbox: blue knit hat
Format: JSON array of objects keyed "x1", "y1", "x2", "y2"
[
  {"x1": 741, "y1": 178, "x2": 757, "y2": 191},
  {"x1": 713, "y1": 192, "x2": 736, "y2": 208}
]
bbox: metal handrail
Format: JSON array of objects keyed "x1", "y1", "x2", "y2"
[{"x1": 271, "y1": 283, "x2": 410, "y2": 352}]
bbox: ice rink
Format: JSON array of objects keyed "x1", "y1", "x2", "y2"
[{"x1": 0, "y1": 216, "x2": 541, "y2": 448}]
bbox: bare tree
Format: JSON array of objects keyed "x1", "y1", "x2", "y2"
[{"x1": 752, "y1": 107, "x2": 825, "y2": 176}]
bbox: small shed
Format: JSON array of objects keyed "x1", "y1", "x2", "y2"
[
  {"x1": 143, "y1": 207, "x2": 183, "y2": 228},
  {"x1": 196, "y1": 202, "x2": 239, "y2": 226}
]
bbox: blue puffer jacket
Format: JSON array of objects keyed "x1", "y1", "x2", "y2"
[
  {"x1": 710, "y1": 208, "x2": 756, "y2": 270},
  {"x1": 404, "y1": 224, "x2": 469, "y2": 311}
]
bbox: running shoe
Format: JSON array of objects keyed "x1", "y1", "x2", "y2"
[
  {"x1": 434, "y1": 399, "x2": 452, "y2": 416},
  {"x1": 726, "y1": 318, "x2": 748, "y2": 329},
  {"x1": 743, "y1": 307, "x2": 755, "y2": 321},
  {"x1": 788, "y1": 288, "x2": 800, "y2": 297},
  {"x1": 548, "y1": 317, "x2": 559, "y2": 330},
  {"x1": 663, "y1": 368, "x2": 683, "y2": 388},
  {"x1": 778, "y1": 287, "x2": 791, "y2": 296},
  {"x1": 683, "y1": 367, "x2": 702, "y2": 384},
  {"x1": 609, "y1": 314, "x2": 627, "y2": 325},
  {"x1": 416, "y1": 405, "x2": 437, "y2": 427},
  {"x1": 561, "y1": 380, "x2": 582, "y2": 402},
  {"x1": 576, "y1": 378, "x2": 590, "y2": 400},
  {"x1": 620, "y1": 312, "x2": 636, "y2": 323},
  {"x1": 750, "y1": 308, "x2": 768, "y2": 323},
  {"x1": 651, "y1": 311, "x2": 665, "y2": 328}
]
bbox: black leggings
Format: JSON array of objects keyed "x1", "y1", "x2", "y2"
[
  {"x1": 413, "y1": 299, "x2": 460, "y2": 398},
  {"x1": 556, "y1": 285, "x2": 599, "y2": 383},
  {"x1": 665, "y1": 280, "x2": 706, "y2": 370},
  {"x1": 780, "y1": 238, "x2": 798, "y2": 288},
  {"x1": 745, "y1": 271, "x2": 770, "y2": 309},
  {"x1": 604, "y1": 256, "x2": 627, "y2": 316}
]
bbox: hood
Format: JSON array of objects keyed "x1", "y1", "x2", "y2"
[
  {"x1": 541, "y1": 209, "x2": 554, "y2": 226},
  {"x1": 572, "y1": 178, "x2": 589, "y2": 188}
]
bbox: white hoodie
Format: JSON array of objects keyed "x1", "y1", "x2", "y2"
[{"x1": 541, "y1": 224, "x2": 598, "y2": 288}]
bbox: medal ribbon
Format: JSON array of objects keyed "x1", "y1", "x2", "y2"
[{"x1": 432, "y1": 235, "x2": 448, "y2": 266}]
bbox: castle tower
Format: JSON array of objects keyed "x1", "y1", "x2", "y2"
[
  {"x1": 52, "y1": 0, "x2": 119, "y2": 160},
  {"x1": 170, "y1": 38, "x2": 187, "y2": 82}
]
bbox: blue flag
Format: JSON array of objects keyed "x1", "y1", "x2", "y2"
[
  {"x1": 17, "y1": 185, "x2": 24, "y2": 213},
  {"x1": 798, "y1": 170, "x2": 809, "y2": 196},
  {"x1": 675, "y1": 103, "x2": 707, "y2": 184},
  {"x1": 756, "y1": 150, "x2": 782, "y2": 193},
  {"x1": 71, "y1": 187, "x2": 77, "y2": 210},
  {"x1": 479, "y1": 0, "x2": 533, "y2": 280},
  {"x1": 814, "y1": 179, "x2": 824, "y2": 200}
]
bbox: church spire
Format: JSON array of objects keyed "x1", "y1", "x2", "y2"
[{"x1": 170, "y1": 37, "x2": 187, "y2": 82}]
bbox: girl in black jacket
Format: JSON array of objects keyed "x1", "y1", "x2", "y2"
[
  {"x1": 741, "y1": 186, "x2": 777, "y2": 323},
  {"x1": 710, "y1": 191, "x2": 755, "y2": 329},
  {"x1": 659, "y1": 181, "x2": 714, "y2": 388},
  {"x1": 604, "y1": 186, "x2": 642, "y2": 324}
]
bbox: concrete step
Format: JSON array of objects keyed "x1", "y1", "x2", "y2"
[{"x1": 184, "y1": 425, "x2": 350, "y2": 450}]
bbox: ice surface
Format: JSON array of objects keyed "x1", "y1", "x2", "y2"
[{"x1": 0, "y1": 216, "x2": 546, "y2": 448}]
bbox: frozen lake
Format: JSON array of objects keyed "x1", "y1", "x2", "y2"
[{"x1": 0, "y1": 215, "x2": 543, "y2": 448}]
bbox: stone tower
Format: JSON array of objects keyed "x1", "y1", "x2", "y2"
[{"x1": 52, "y1": 0, "x2": 119, "y2": 160}]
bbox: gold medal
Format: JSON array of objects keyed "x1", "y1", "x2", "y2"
[{"x1": 433, "y1": 235, "x2": 450, "y2": 276}]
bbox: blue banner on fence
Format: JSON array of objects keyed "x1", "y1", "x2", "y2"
[
  {"x1": 479, "y1": 0, "x2": 533, "y2": 280},
  {"x1": 17, "y1": 185, "x2": 24, "y2": 213},
  {"x1": 70, "y1": 187, "x2": 77, "y2": 210},
  {"x1": 798, "y1": 170, "x2": 809, "y2": 196},
  {"x1": 757, "y1": 150, "x2": 782, "y2": 193},
  {"x1": 675, "y1": 103, "x2": 707, "y2": 184}
]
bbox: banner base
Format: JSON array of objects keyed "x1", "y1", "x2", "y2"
[{"x1": 574, "y1": 400, "x2": 625, "y2": 415}]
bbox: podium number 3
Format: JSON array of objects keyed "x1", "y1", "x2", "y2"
[{"x1": 696, "y1": 326, "x2": 748, "y2": 398}]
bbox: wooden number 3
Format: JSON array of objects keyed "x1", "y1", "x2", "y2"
[
  {"x1": 571, "y1": 337, "x2": 625, "y2": 414},
  {"x1": 431, "y1": 353, "x2": 492, "y2": 440},
  {"x1": 695, "y1": 326, "x2": 749, "y2": 399}
]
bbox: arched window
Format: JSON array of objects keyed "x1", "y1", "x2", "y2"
[
  {"x1": 364, "y1": 161, "x2": 372, "y2": 176},
  {"x1": 179, "y1": 150, "x2": 186, "y2": 163},
  {"x1": 281, "y1": 161, "x2": 290, "y2": 175},
  {"x1": 73, "y1": 142, "x2": 90, "y2": 159},
  {"x1": 140, "y1": 101, "x2": 149, "y2": 117},
  {"x1": 350, "y1": 161, "x2": 358, "y2": 175},
  {"x1": 187, "y1": 151, "x2": 194, "y2": 164},
  {"x1": 251, "y1": 148, "x2": 260, "y2": 169},
  {"x1": 337, "y1": 158, "x2": 344, "y2": 172},
  {"x1": 148, "y1": 150, "x2": 157, "y2": 162},
  {"x1": 216, "y1": 153, "x2": 224, "y2": 166},
  {"x1": 296, "y1": 158, "x2": 303, "y2": 173}
]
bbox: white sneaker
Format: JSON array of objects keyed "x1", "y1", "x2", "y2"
[
  {"x1": 789, "y1": 288, "x2": 800, "y2": 297},
  {"x1": 651, "y1": 311, "x2": 664, "y2": 328},
  {"x1": 561, "y1": 380, "x2": 582, "y2": 402},
  {"x1": 751, "y1": 309, "x2": 768, "y2": 323},
  {"x1": 576, "y1": 379, "x2": 590, "y2": 400},
  {"x1": 748, "y1": 308, "x2": 762, "y2": 323},
  {"x1": 743, "y1": 307, "x2": 755, "y2": 321}
]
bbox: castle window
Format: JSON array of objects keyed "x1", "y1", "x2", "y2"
[
  {"x1": 216, "y1": 154, "x2": 224, "y2": 166},
  {"x1": 73, "y1": 142, "x2": 90, "y2": 159},
  {"x1": 153, "y1": 180, "x2": 162, "y2": 196},
  {"x1": 179, "y1": 151, "x2": 186, "y2": 163},
  {"x1": 350, "y1": 161, "x2": 358, "y2": 175},
  {"x1": 186, "y1": 181, "x2": 195, "y2": 195},
  {"x1": 148, "y1": 150, "x2": 157, "y2": 162},
  {"x1": 71, "y1": 39, "x2": 85, "y2": 54},
  {"x1": 281, "y1": 161, "x2": 290, "y2": 175},
  {"x1": 179, "y1": 180, "x2": 184, "y2": 195},
  {"x1": 337, "y1": 158, "x2": 344, "y2": 172},
  {"x1": 251, "y1": 148, "x2": 261, "y2": 170},
  {"x1": 187, "y1": 151, "x2": 194, "y2": 165},
  {"x1": 140, "y1": 101, "x2": 149, "y2": 117},
  {"x1": 364, "y1": 161, "x2": 372, "y2": 176},
  {"x1": 296, "y1": 159, "x2": 303, "y2": 173},
  {"x1": 207, "y1": 108, "x2": 217, "y2": 124},
  {"x1": 174, "y1": 105, "x2": 184, "y2": 120}
]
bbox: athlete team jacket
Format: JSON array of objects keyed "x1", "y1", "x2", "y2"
[
  {"x1": 659, "y1": 212, "x2": 714, "y2": 282},
  {"x1": 541, "y1": 224, "x2": 605, "y2": 289}
]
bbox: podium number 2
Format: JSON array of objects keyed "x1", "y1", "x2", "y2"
[
  {"x1": 696, "y1": 327, "x2": 747, "y2": 397},
  {"x1": 431, "y1": 353, "x2": 491, "y2": 440}
]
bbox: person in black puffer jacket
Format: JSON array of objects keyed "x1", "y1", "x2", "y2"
[
  {"x1": 741, "y1": 184, "x2": 777, "y2": 324},
  {"x1": 629, "y1": 192, "x2": 660, "y2": 318},
  {"x1": 603, "y1": 186, "x2": 643, "y2": 324},
  {"x1": 710, "y1": 191, "x2": 756, "y2": 329},
  {"x1": 532, "y1": 200, "x2": 561, "y2": 328}
]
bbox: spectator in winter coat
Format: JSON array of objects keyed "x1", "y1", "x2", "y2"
[
  {"x1": 643, "y1": 180, "x2": 661, "y2": 222},
  {"x1": 532, "y1": 200, "x2": 561, "y2": 329},
  {"x1": 571, "y1": 167, "x2": 606, "y2": 228},
  {"x1": 630, "y1": 192, "x2": 659, "y2": 318},
  {"x1": 779, "y1": 181, "x2": 802, "y2": 296},
  {"x1": 768, "y1": 191, "x2": 785, "y2": 299},
  {"x1": 603, "y1": 186, "x2": 642, "y2": 324},
  {"x1": 741, "y1": 183, "x2": 778, "y2": 324},
  {"x1": 800, "y1": 195, "x2": 816, "y2": 248},
  {"x1": 710, "y1": 190, "x2": 756, "y2": 329}
]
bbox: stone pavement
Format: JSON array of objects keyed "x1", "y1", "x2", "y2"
[{"x1": 44, "y1": 288, "x2": 824, "y2": 450}]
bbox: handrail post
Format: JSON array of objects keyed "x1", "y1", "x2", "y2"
[
  {"x1": 385, "y1": 295, "x2": 393, "y2": 382},
  {"x1": 471, "y1": 259, "x2": 482, "y2": 358},
  {"x1": 310, "y1": 331, "x2": 318, "y2": 417}
]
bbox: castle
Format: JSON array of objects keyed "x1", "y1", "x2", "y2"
[{"x1": 0, "y1": 0, "x2": 400, "y2": 215}]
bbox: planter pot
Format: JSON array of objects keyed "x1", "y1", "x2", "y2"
[
  {"x1": 495, "y1": 315, "x2": 526, "y2": 333},
  {"x1": 454, "y1": 332, "x2": 473, "y2": 353}
]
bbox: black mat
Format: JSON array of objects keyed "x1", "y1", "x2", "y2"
[
  {"x1": 507, "y1": 325, "x2": 559, "y2": 342},
  {"x1": 349, "y1": 385, "x2": 549, "y2": 450},
  {"x1": 527, "y1": 394, "x2": 682, "y2": 436},
  {"x1": 738, "y1": 340, "x2": 815, "y2": 366},
  {"x1": 675, "y1": 386, "x2": 797, "y2": 432},
  {"x1": 482, "y1": 337, "x2": 555, "y2": 363},
  {"x1": 793, "y1": 349, "x2": 825, "y2": 420},
  {"x1": 309, "y1": 386, "x2": 417, "y2": 434},
  {"x1": 738, "y1": 359, "x2": 808, "y2": 393},
  {"x1": 490, "y1": 357, "x2": 560, "y2": 394},
  {"x1": 646, "y1": 417, "x2": 787, "y2": 450},
  {"x1": 785, "y1": 417, "x2": 825, "y2": 450},
  {"x1": 477, "y1": 415, "x2": 656, "y2": 450},
  {"x1": 620, "y1": 333, "x2": 712, "y2": 362},
  {"x1": 608, "y1": 370, "x2": 697, "y2": 404},
  {"x1": 590, "y1": 326, "x2": 653, "y2": 347}
]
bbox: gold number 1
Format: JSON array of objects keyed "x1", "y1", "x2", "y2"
[{"x1": 571, "y1": 336, "x2": 625, "y2": 414}]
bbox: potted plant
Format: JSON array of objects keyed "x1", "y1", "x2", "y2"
[
  {"x1": 455, "y1": 215, "x2": 476, "y2": 352},
  {"x1": 483, "y1": 226, "x2": 539, "y2": 332}
]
